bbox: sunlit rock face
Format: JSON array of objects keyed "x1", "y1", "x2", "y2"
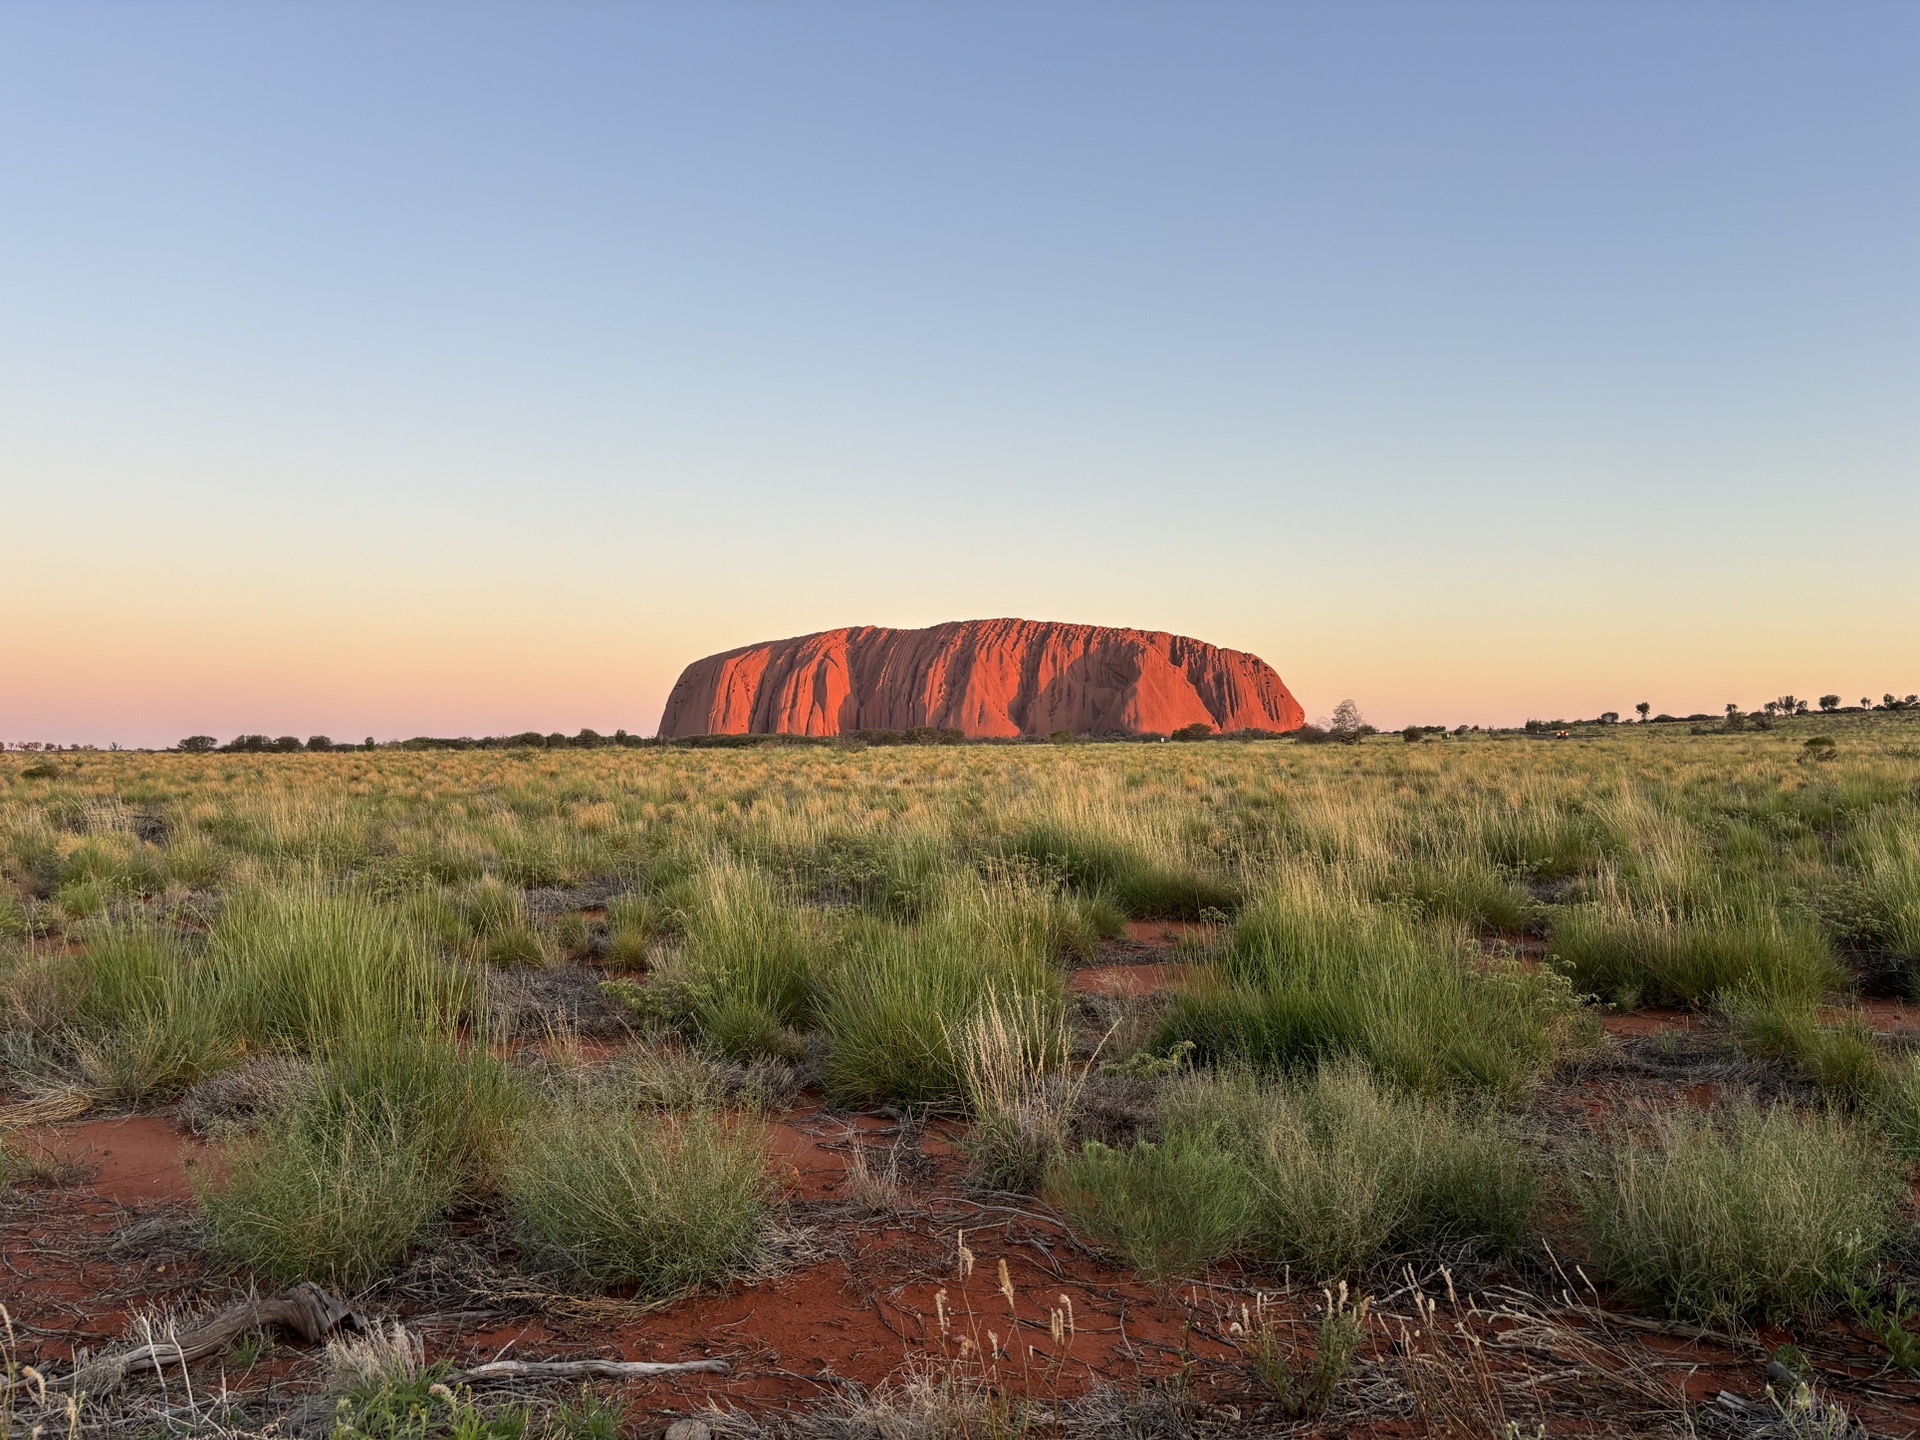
[{"x1": 657, "y1": 619, "x2": 1306, "y2": 739}]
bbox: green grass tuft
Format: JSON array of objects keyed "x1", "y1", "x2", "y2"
[
  {"x1": 1573, "y1": 1102, "x2": 1896, "y2": 1325},
  {"x1": 1153, "y1": 872, "x2": 1571, "y2": 1095},
  {"x1": 1048, "y1": 1131, "x2": 1257, "y2": 1280},
  {"x1": 506, "y1": 1102, "x2": 771, "y2": 1294}
]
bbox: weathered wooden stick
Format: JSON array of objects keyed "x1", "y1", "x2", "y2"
[
  {"x1": 11, "y1": 1283, "x2": 364, "y2": 1397},
  {"x1": 450, "y1": 1358, "x2": 730, "y2": 1383}
]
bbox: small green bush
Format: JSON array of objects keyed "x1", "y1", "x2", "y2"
[
  {"x1": 1165, "y1": 1063, "x2": 1538, "y2": 1280},
  {"x1": 201, "y1": 1037, "x2": 523, "y2": 1287},
  {"x1": 1006, "y1": 820, "x2": 1239, "y2": 920},
  {"x1": 1725, "y1": 996, "x2": 1889, "y2": 1107},
  {"x1": 507, "y1": 1103, "x2": 771, "y2": 1294},
  {"x1": 1154, "y1": 877, "x2": 1571, "y2": 1095},
  {"x1": 1554, "y1": 905, "x2": 1842, "y2": 1009},
  {"x1": 1048, "y1": 1131, "x2": 1257, "y2": 1280},
  {"x1": 1573, "y1": 1103, "x2": 1896, "y2": 1325}
]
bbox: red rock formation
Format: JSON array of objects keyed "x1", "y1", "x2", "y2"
[{"x1": 657, "y1": 619, "x2": 1305, "y2": 740}]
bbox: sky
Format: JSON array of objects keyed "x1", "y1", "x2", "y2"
[{"x1": 2, "y1": 2, "x2": 1915, "y2": 746}]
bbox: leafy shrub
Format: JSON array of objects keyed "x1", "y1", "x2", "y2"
[
  {"x1": 1573, "y1": 1103, "x2": 1896, "y2": 1325},
  {"x1": 1234, "y1": 1289, "x2": 1370, "y2": 1418}
]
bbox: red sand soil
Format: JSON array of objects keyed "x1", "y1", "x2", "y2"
[
  {"x1": 1119, "y1": 920, "x2": 1215, "y2": 947},
  {"x1": 1068, "y1": 962, "x2": 1189, "y2": 999},
  {"x1": 1844, "y1": 998, "x2": 1920, "y2": 1036},
  {"x1": 1068, "y1": 921, "x2": 1214, "y2": 996},
  {"x1": 1598, "y1": 1008, "x2": 1704, "y2": 1039},
  {"x1": 17, "y1": 1114, "x2": 209, "y2": 1205}
]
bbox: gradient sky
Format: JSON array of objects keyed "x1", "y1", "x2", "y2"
[{"x1": 3, "y1": 3, "x2": 1915, "y2": 746}]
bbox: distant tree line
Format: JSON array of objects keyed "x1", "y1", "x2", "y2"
[{"x1": 154, "y1": 689, "x2": 1919, "y2": 756}]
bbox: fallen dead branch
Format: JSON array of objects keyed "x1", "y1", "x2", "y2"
[
  {"x1": 450, "y1": 1358, "x2": 731, "y2": 1383},
  {"x1": 0, "y1": 1090, "x2": 92, "y2": 1129},
  {"x1": 8, "y1": 1283, "x2": 364, "y2": 1397}
]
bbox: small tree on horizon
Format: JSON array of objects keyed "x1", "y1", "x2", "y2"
[
  {"x1": 1819, "y1": 695, "x2": 1840, "y2": 712},
  {"x1": 1635, "y1": 702, "x2": 1651, "y2": 723},
  {"x1": 179, "y1": 735, "x2": 217, "y2": 753},
  {"x1": 1330, "y1": 699, "x2": 1366, "y2": 742}
]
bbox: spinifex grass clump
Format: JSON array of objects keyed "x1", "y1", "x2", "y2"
[
  {"x1": 204, "y1": 884, "x2": 474, "y2": 1047},
  {"x1": 1048, "y1": 1130, "x2": 1256, "y2": 1280},
  {"x1": 506, "y1": 1098, "x2": 771, "y2": 1294},
  {"x1": 951, "y1": 989, "x2": 1078, "y2": 1191},
  {"x1": 1884, "y1": 1057, "x2": 1920, "y2": 1160},
  {"x1": 202, "y1": 1033, "x2": 524, "y2": 1288},
  {"x1": 671, "y1": 857, "x2": 825, "y2": 1057},
  {"x1": 67, "y1": 921, "x2": 237, "y2": 1101},
  {"x1": 1153, "y1": 870, "x2": 1571, "y2": 1095},
  {"x1": 1554, "y1": 892, "x2": 1842, "y2": 1011},
  {"x1": 818, "y1": 877, "x2": 1069, "y2": 1103},
  {"x1": 1476, "y1": 792, "x2": 1613, "y2": 881},
  {"x1": 1573, "y1": 1102, "x2": 1896, "y2": 1325},
  {"x1": 1848, "y1": 811, "x2": 1920, "y2": 966},
  {"x1": 1052, "y1": 1062, "x2": 1537, "y2": 1283},
  {"x1": 1377, "y1": 854, "x2": 1538, "y2": 934},
  {"x1": 1723, "y1": 994, "x2": 1890, "y2": 1107},
  {"x1": 1005, "y1": 775, "x2": 1238, "y2": 920},
  {"x1": 1170, "y1": 1062, "x2": 1539, "y2": 1280},
  {"x1": 1006, "y1": 818, "x2": 1237, "y2": 920},
  {"x1": 457, "y1": 873, "x2": 553, "y2": 968}
]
